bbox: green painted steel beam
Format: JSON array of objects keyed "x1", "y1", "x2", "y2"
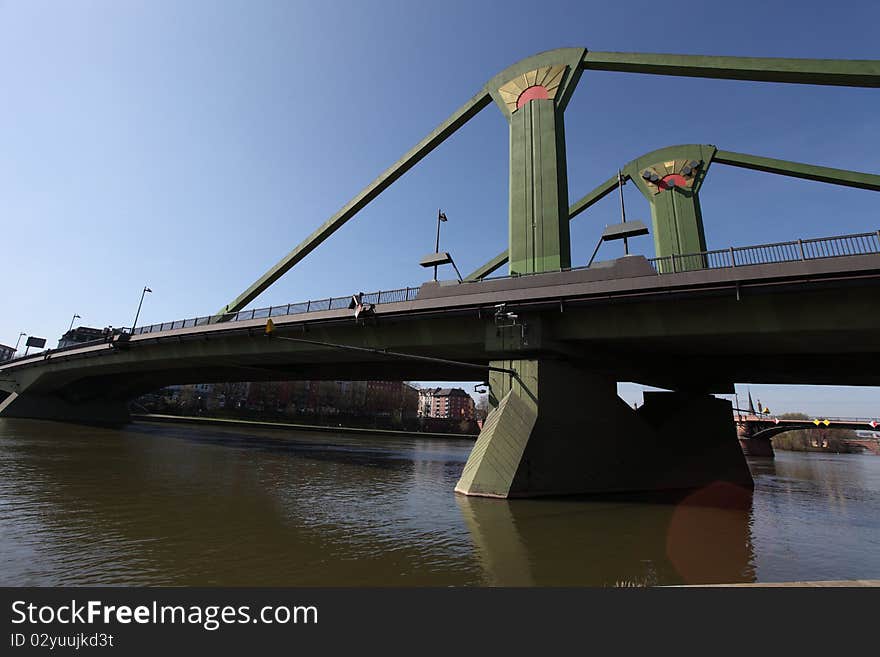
[
  {"x1": 494, "y1": 50, "x2": 588, "y2": 277},
  {"x1": 466, "y1": 251, "x2": 508, "y2": 281},
  {"x1": 715, "y1": 150, "x2": 880, "y2": 191},
  {"x1": 507, "y1": 98, "x2": 572, "y2": 274},
  {"x1": 581, "y1": 51, "x2": 880, "y2": 87},
  {"x1": 568, "y1": 173, "x2": 622, "y2": 219},
  {"x1": 217, "y1": 89, "x2": 493, "y2": 318},
  {"x1": 465, "y1": 173, "x2": 621, "y2": 280}
]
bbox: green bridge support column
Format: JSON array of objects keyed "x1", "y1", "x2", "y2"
[
  {"x1": 508, "y1": 98, "x2": 571, "y2": 274},
  {"x1": 486, "y1": 48, "x2": 586, "y2": 276},
  {"x1": 625, "y1": 144, "x2": 717, "y2": 271},
  {"x1": 455, "y1": 359, "x2": 753, "y2": 498},
  {"x1": 649, "y1": 187, "x2": 706, "y2": 260}
]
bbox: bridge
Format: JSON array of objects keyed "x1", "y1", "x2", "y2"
[
  {"x1": 2, "y1": 47, "x2": 879, "y2": 499},
  {"x1": 735, "y1": 412, "x2": 880, "y2": 456}
]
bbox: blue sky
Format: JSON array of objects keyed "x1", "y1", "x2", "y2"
[{"x1": 1, "y1": 0, "x2": 878, "y2": 416}]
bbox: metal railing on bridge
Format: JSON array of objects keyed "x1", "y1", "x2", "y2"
[
  {"x1": 647, "y1": 230, "x2": 880, "y2": 274},
  {"x1": 471, "y1": 229, "x2": 880, "y2": 282},
  {"x1": 0, "y1": 287, "x2": 422, "y2": 365},
  {"x1": 131, "y1": 287, "x2": 421, "y2": 336}
]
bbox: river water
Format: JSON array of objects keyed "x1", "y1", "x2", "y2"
[{"x1": 1, "y1": 419, "x2": 878, "y2": 586}]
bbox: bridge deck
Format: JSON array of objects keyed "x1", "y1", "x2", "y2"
[
  {"x1": 2, "y1": 251, "x2": 880, "y2": 399},
  {"x1": 5, "y1": 250, "x2": 880, "y2": 367}
]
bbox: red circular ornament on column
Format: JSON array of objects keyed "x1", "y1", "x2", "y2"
[
  {"x1": 659, "y1": 173, "x2": 688, "y2": 191},
  {"x1": 516, "y1": 85, "x2": 550, "y2": 109}
]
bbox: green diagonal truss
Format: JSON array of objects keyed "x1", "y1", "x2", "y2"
[
  {"x1": 714, "y1": 150, "x2": 880, "y2": 191},
  {"x1": 216, "y1": 90, "x2": 492, "y2": 317},
  {"x1": 466, "y1": 173, "x2": 621, "y2": 280},
  {"x1": 581, "y1": 51, "x2": 880, "y2": 87},
  {"x1": 220, "y1": 49, "x2": 880, "y2": 316}
]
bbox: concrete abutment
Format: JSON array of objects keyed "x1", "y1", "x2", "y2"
[
  {"x1": 0, "y1": 392, "x2": 131, "y2": 424},
  {"x1": 455, "y1": 359, "x2": 753, "y2": 498}
]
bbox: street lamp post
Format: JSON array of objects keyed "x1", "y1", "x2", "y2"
[
  {"x1": 13, "y1": 332, "x2": 26, "y2": 358},
  {"x1": 433, "y1": 209, "x2": 447, "y2": 281},
  {"x1": 131, "y1": 287, "x2": 152, "y2": 334},
  {"x1": 68, "y1": 314, "x2": 81, "y2": 332},
  {"x1": 617, "y1": 169, "x2": 629, "y2": 255}
]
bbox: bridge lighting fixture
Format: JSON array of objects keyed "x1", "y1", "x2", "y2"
[
  {"x1": 587, "y1": 220, "x2": 650, "y2": 267},
  {"x1": 420, "y1": 251, "x2": 463, "y2": 283},
  {"x1": 131, "y1": 286, "x2": 152, "y2": 335},
  {"x1": 601, "y1": 220, "x2": 650, "y2": 242},
  {"x1": 432, "y1": 209, "x2": 448, "y2": 281},
  {"x1": 68, "y1": 314, "x2": 81, "y2": 332},
  {"x1": 13, "y1": 332, "x2": 26, "y2": 357}
]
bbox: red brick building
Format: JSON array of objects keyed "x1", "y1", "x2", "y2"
[{"x1": 418, "y1": 387, "x2": 475, "y2": 420}]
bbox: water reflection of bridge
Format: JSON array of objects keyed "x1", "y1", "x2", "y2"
[{"x1": 457, "y1": 484, "x2": 756, "y2": 586}]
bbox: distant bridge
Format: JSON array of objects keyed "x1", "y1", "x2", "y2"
[{"x1": 736, "y1": 412, "x2": 880, "y2": 456}]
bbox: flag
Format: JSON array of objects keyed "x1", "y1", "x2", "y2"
[{"x1": 438, "y1": 211, "x2": 447, "y2": 222}]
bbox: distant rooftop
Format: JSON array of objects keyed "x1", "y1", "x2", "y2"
[{"x1": 421, "y1": 387, "x2": 470, "y2": 398}]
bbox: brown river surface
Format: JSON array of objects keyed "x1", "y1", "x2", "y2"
[{"x1": 1, "y1": 419, "x2": 879, "y2": 586}]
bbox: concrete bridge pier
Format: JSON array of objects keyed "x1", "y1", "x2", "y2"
[
  {"x1": 455, "y1": 359, "x2": 753, "y2": 498},
  {"x1": 739, "y1": 436, "x2": 775, "y2": 458},
  {"x1": 735, "y1": 422, "x2": 776, "y2": 457},
  {"x1": 0, "y1": 391, "x2": 131, "y2": 425}
]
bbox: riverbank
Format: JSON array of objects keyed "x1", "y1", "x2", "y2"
[
  {"x1": 131, "y1": 413, "x2": 478, "y2": 440},
  {"x1": 676, "y1": 580, "x2": 880, "y2": 587}
]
